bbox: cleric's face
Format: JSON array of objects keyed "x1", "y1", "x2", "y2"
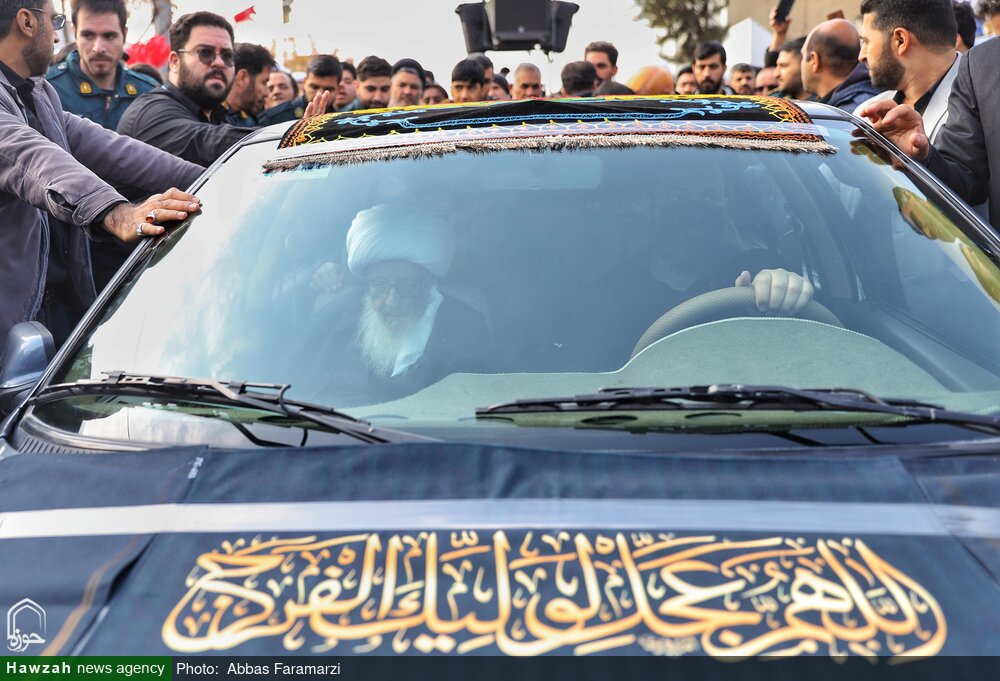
[{"x1": 364, "y1": 260, "x2": 434, "y2": 330}]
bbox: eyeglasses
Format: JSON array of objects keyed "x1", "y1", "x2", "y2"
[
  {"x1": 177, "y1": 47, "x2": 236, "y2": 67},
  {"x1": 27, "y1": 8, "x2": 65, "y2": 30},
  {"x1": 367, "y1": 278, "x2": 428, "y2": 298}
]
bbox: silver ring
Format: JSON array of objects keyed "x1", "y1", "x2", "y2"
[
  {"x1": 145, "y1": 210, "x2": 157, "y2": 223},
  {"x1": 135, "y1": 223, "x2": 145, "y2": 237}
]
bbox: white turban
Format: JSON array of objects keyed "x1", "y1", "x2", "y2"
[{"x1": 346, "y1": 204, "x2": 456, "y2": 278}]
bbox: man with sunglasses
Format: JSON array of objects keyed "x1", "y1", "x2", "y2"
[
  {"x1": 116, "y1": 11, "x2": 254, "y2": 166},
  {"x1": 46, "y1": 0, "x2": 159, "y2": 131},
  {"x1": 0, "y1": 0, "x2": 204, "y2": 344}
]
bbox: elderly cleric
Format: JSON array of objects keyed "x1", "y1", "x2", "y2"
[{"x1": 317, "y1": 204, "x2": 492, "y2": 405}]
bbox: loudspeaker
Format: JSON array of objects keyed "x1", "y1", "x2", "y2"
[
  {"x1": 455, "y1": 3, "x2": 493, "y2": 54},
  {"x1": 487, "y1": 0, "x2": 549, "y2": 44}
]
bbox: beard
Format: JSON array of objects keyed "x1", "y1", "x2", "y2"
[
  {"x1": 869, "y1": 41, "x2": 905, "y2": 91},
  {"x1": 22, "y1": 29, "x2": 53, "y2": 77},
  {"x1": 356, "y1": 297, "x2": 426, "y2": 378},
  {"x1": 177, "y1": 60, "x2": 232, "y2": 109},
  {"x1": 697, "y1": 77, "x2": 721, "y2": 94}
]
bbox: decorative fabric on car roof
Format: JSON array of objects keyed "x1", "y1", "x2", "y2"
[
  {"x1": 265, "y1": 96, "x2": 836, "y2": 172},
  {"x1": 279, "y1": 95, "x2": 821, "y2": 148}
]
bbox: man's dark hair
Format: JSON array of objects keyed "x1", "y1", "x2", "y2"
[
  {"x1": 976, "y1": 0, "x2": 1000, "y2": 18},
  {"x1": 234, "y1": 43, "x2": 276, "y2": 78},
  {"x1": 129, "y1": 61, "x2": 163, "y2": 83},
  {"x1": 392, "y1": 57, "x2": 426, "y2": 85},
  {"x1": 307, "y1": 54, "x2": 342, "y2": 80},
  {"x1": 694, "y1": 41, "x2": 727, "y2": 64},
  {"x1": 424, "y1": 82, "x2": 448, "y2": 99},
  {"x1": 677, "y1": 64, "x2": 694, "y2": 77},
  {"x1": 781, "y1": 36, "x2": 807, "y2": 54},
  {"x1": 0, "y1": 1, "x2": 31, "y2": 39},
  {"x1": 594, "y1": 80, "x2": 634, "y2": 95},
  {"x1": 491, "y1": 73, "x2": 510, "y2": 95},
  {"x1": 341, "y1": 61, "x2": 357, "y2": 79},
  {"x1": 451, "y1": 58, "x2": 486, "y2": 85},
  {"x1": 169, "y1": 11, "x2": 235, "y2": 53},
  {"x1": 273, "y1": 69, "x2": 298, "y2": 96},
  {"x1": 71, "y1": 0, "x2": 127, "y2": 33},
  {"x1": 860, "y1": 0, "x2": 959, "y2": 49},
  {"x1": 953, "y1": 0, "x2": 977, "y2": 48},
  {"x1": 585, "y1": 40, "x2": 619, "y2": 66},
  {"x1": 804, "y1": 29, "x2": 859, "y2": 75},
  {"x1": 467, "y1": 52, "x2": 493, "y2": 71},
  {"x1": 731, "y1": 62, "x2": 756, "y2": 75},
  {"x1": 560, "y1": 60, "x2": 597, "y2": 95},
  {"x1": 356, "y1": 55, "x2": 391, "y2": 81}
]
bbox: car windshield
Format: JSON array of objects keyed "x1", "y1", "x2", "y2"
[{"x1": 42, "y1": 119, "x2": 1000, "y2": 446}]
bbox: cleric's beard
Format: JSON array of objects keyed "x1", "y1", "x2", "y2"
[{"x1": 356, "y1": 297, "x2": 424, "y2": 378}]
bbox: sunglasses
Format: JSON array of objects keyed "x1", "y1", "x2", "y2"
[
  {"x1": 177, "y1": 46, "x2": 235, "y2": 67},
  {"x1": 27, "y1": 7, "x2": 65, "y2": 30}
]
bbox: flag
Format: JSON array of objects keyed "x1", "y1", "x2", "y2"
[
  {"x1": 234, "y1": 6, "x2": 256, "y2": 23},
  {"x1": 124, "y1": 34, "x2": 170, "y2": 68}
]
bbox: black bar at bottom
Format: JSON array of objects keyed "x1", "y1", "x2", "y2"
[{"x1": 172, "y1": 656, "x2": 1000, "y2": 681}]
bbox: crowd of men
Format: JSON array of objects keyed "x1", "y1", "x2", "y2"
[{"x1": 0, "y1": 0, "x2": 997, "y2": 353}]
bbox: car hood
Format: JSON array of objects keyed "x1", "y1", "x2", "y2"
[{"x1": 1, "y1": 443, "x2": 998, "y2": 658}]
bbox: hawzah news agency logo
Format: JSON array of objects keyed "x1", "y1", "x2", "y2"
[{"x1": 6, "y1": 599, "x2": 46, "y2": 653}]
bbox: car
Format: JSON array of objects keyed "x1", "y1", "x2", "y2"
[{"x1": 1, "y1": 95, "x2": 1000, "y2": 665}]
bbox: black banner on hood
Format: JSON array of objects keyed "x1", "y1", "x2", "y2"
[{"x1": 2, "y1": 444, "x2": 993, "y2": 657}]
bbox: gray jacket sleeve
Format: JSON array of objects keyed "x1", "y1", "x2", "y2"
[
  {"x1": 0, "y1": 109, "x2": 124, "y2": 228},
  {"x1": 63, "y1": 112, "x2": 204, "y2": 193},
  {"x1": 926, "y1": 46, "x2": 989, "y2": 206}
]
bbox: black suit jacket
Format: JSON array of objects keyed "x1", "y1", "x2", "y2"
[{"x1": 926, "y1": 38, "x2": 998, "y2": 225}]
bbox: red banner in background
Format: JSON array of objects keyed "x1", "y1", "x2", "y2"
[
  {"x1": 234, "y1": 6, "x2": 257, "y2": 23},
  {"x1": 125, "y1": 34, "x2": 170, "y2": 68}
]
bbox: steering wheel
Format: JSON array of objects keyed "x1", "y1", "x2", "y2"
[{"x1": 630, "y1": 286, "x2": 842, "y2": 359}]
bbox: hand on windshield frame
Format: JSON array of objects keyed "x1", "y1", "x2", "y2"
[
  {"x1": 858, "y1": 100, "x2": 930, "y2": 161},
  {"x1": 735, "y1": 268, "x2": 814, "y2": 314},
  {"x1": 103, "y1": 187, "x2": 201, "y2": 242}
]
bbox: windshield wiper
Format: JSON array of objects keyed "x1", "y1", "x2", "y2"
[
  {"x1": 477, "y1": 384, "x2": 1000, "y2": 434},
  {"x1": 30, "y1": 371, "x2": 431, "y2": 444}
]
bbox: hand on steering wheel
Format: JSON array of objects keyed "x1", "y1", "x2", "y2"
[
  {"x1": 630, "y1": 282, "x2": 839, "y2": 359},
  {"x1": 735, "y1": 268, "x2": 814, "y2": 315}
]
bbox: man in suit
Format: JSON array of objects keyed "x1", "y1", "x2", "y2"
[
  {"x1": 860, "y1": 36, "x2": 999, "y2": 226},
  {"x1": 855, "y1": 0, "x2": 961, "y2": 144}
]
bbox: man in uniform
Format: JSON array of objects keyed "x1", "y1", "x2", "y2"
[
  {"x1": 46, "y1": 0, "x2": 158, "y2": 130},
  {"x1": 222, "y1": 42, "x2": 275, "y2": 127}
]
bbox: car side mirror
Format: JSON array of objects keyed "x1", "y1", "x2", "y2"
[{"x1": 0, "y1": 321, "x2": 55, "y2": 416}]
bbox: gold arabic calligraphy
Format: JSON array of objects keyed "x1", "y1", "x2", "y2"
[{"x1": 162, "y1": 532, "x2": 946, "y2": 657}]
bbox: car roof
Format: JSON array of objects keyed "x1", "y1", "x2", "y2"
[{"x1": 249, "y1": 95, "x2": 853, "y2": 170}]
